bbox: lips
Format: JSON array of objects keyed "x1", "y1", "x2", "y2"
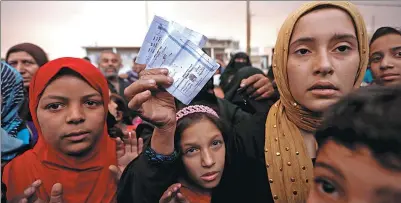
[
  {"x1": 201, "y1": 171, "x2": 219, "y2": 182},
  {"x1": 308, "y1": 81, "x2": 339, "y2": 97},
  {"x1": 381, "y1": 73, "x2": 400, "y2": 81},
  {"x1": 64, "y1": 130, "x2": 91, "y2": 142}
]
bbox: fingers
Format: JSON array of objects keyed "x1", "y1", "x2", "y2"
[
  {"x1": 127, "y1": 90, "x2": 152, "y2": 111},
  {"x1": 138, "y1": 137, "x2": 144, "y2": 154},
  {"x1": 24, "y1": 179, "x2": 42, "y2": 202},
  {"x1": 115, "y1": 137, "x2": 125, "y2": 159},
  {"x1": 176, "y1": 193, "x2": 190, "y2": 203},
  {"x1": 124, "y1": 79, "x2": 157, "y2": 101},
  {"x1": 18, "y1": 198, "x2": 28, "y2": 203},
  {"x1": 48, "y1": 183, "x2": 63, "y2": 203},
  {"x1": 141, "y1": 75, "x2": 174, "y2": 88},
  {"x1": 252, "y1": 75, "x2": 270, "y2": 90},
  {"x1": 255, "y1": 90, "x2": 275, "y2": 101},
  {"x1": 109, "y1": 165, "x2": 122, "y2": 182},
  {"x1": 139, "y1": 68, "x2": 169, "y2": 78},
  {"x1": 240, "y1": 74, "x2": 261, "y2": 88},
  {"x1": 251, "y1": 84, "x2": 273, "y2": 99},
  {"x1": 133, "y1": 63, "x2": 146, "y2": 74},
  {"x1": 159, "y1": 183, "x2": 182, "y2": 203},
  {"x1": 129, "y1": 131, "x2": 138, "y2": 153},
  {"x1": 124, "y1": 132, "x2": 133, "y2": 153}
]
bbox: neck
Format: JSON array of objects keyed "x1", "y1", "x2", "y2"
[
  {"x1": 108, "y1": 76, "x2": 118, "y2": 82},
  {"x1": 178, "y1": 177, "x2": 212, "y2": 196},
  {"x1": 299, "y1": 129, "x2": 317, "y2": 159}
]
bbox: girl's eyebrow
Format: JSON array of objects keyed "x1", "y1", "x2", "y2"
[{"x1": 41, "y1": 93, "x2": 101, "y2": 101}]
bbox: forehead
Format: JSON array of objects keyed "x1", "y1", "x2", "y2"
[
  {"x1": 291, "y1": 7, "x2": 356, "y2": 42},
  {"x1": 41, "y1": 75, "x2": 99, "y2": 97},
  {"x1": 370, "y1": 34, "x2": 401, "y2": 52},
  {"x1": 318, "y1": 141, "x2": 401, "y2": 194},
  {"x1": 100, "y1": 52, "x2": 118, "y2": 59},
  {"x1": 7, "y1": 51, "x2": 35, "y2": 60},
  {"x1": 180, "y1": 118, "x2": 221, "y2": 144}
]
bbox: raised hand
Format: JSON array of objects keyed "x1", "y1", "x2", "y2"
[
  {"x1": 159, "y1": 183, "x2": 190, "y2": 203},
  {"x1": 109, "y1": 131, "x2": 144, "y2": 182},
  {"x1": 240, "y1": 74, "x2": 274, "y2": 100},
  {"x1": 10, "y1": 180, "x2": 63, "y2": 203},
  {"x1": 124, "y1": 68, "x2": 176, "y2": 129}
]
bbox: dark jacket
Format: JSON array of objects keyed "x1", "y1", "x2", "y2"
[{"x1": 117, "y1": 110, "x2": 275, "y2": 203}]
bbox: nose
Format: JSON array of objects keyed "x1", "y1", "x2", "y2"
[
  {"x1": 15, "y1": 62, "x2": 26, "y2": 73},
  {"x1": 66, "y1": 106, "x2": 85, "y2": 124},
  {"x1": 201, "y1": 149, "x2": 215, "y2": 168},
  {"x1": 380, "y1": 55, "x2": 394, "y2": 70},
  {"x1": 313, "y1": 51, "x2": 334, "y2": 76}
]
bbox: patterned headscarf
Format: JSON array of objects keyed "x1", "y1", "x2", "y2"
[
  {"x1": 264, "y1": 2, "x2": 369, "y2": 202},
  {"x1": 1, "y1": 61, "x2": 25, "y2": 137}
]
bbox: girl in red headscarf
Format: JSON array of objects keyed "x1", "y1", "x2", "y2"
[{"x1": 2, "y1": 57, "x2": 140, "y2": 202}]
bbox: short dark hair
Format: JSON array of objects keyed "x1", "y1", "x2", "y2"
[
  {"x1": 315, "y1": 85, "x2": 401, "y2": 171},
  {"x1": 370, "y1": 26, "x2": 401, "y2": 46}
]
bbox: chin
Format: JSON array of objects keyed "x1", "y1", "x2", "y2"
[
  {"x1": 382, "y1": 80, "x2": 401, "y2": 86},
  {"x1": 304, "y1": 99, "x2": 340, "y2": 113},
  {"x1": 200, "y1": 176, "x2": 222, "y2": 189},
  {"x1": 64, "y1": 143, "x2": 93, "y2": 156}
]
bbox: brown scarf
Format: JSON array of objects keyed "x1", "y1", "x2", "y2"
[{"x1": 265, "y1": 2, "x2": 369, "y2": 202}]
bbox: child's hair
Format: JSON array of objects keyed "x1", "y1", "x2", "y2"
[
  {"x1": 370, "y1": 26, "x2": 401, "y2": 46},
  {"x1": 315, "y1": 85, "x2": 401, "y2": 171}
]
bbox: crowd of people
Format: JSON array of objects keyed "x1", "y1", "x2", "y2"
[{"x1": 1, "y1": 1, "x2": 401, "y2": 203}]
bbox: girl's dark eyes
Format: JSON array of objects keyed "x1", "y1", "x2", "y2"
[
  {"x1": 295, "y1": 48, "x2": 311, "y2": 55},
  {"x1": 45, "y1": 103, "x2": 63, "y2": 110}
]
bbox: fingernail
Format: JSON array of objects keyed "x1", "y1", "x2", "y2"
[
  {"x1": 148, "y1": 79, "x2": 156, "y2": 85},
  {"x1": 240, "y1": 83, "x2": 245, "y2": 88},
  {"x1": 168, "y1": 77, "x2": 174, "y2": 84},
  {"x1": 161, "y1": 69, "x2": 169, "y2": 74}
]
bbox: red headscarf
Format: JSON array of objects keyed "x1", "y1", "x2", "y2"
[{"x1": 2, "y1": 57, "x2": 117, "y2": 202}]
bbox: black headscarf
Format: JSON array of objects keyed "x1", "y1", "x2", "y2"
[
  {"x1": 224, "y1": 66, "x2": 279, "y2": 114},
  {"x1": 220, "y1": 52, "x2": 251, "y2": 92}
]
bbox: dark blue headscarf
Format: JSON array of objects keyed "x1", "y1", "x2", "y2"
[
  {"x1": 1, "y1": 61, "x2": 25, "y2": 136},
  {"x1": 1, "y1": 61, "x2": 30, "y2": 161}
]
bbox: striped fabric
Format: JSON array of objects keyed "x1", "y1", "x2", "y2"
[{"x1": 1, "y1": 61, "x2": 25, "y2": 137}]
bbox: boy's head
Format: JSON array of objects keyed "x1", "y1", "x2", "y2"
[
  {"x1": 369, "y1": 26, "x2": 401, "y2": 86},
  {"x1": 308, "y1": 85, "x2": 401, "y2": 203}
]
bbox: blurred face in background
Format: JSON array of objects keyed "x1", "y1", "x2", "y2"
[
  {"x1": 98, "y1": 52, "x2": 121, "y2": 79},
  {"x1": 7, "y1": 51, "x2": 40, "y2": 88}
]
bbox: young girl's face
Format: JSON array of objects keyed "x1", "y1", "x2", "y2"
[
  {"x1": 180, "y1": 118, "x2": 226, "y2": 189},
  {"x1": 287, "y1": 7, "x2": 360, "y2": 113},
  {"x1": 36, "y1": 75, "x2": 105, "y2": 156}
]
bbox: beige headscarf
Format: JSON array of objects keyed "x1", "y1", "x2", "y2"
[{"x1": 264, "y1": 2, "x2": 369, "y2": 202}]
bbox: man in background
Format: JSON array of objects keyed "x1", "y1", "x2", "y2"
[{"x1": 98, "y1": 50, "x2": 130, "y2": 100}]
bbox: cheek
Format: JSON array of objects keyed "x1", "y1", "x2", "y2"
[
  {"x1": 217, "y1": 146, "x2": 226, "y2": 166},
  {"x1": 87, "y1": 109, "x2": 106, "y2": 131},
  {"x1": 336, "y1": 55, "x2": 360, "y2": 92},
  {"x1": 25, "y1": 65, "x2": 39, "y2": 75},
  {"x1": 37, "y1": 111, "x2": 62, "y2": 144},
  {"x1": 182, "y1": 156, "x2": 201, "y2": 177},
  {"x1": 370, "y1": 63, "x2": 381, "y2": 77},
  {"x1": 287, "y1": 58, "x2": 310, "y2": 98}
]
